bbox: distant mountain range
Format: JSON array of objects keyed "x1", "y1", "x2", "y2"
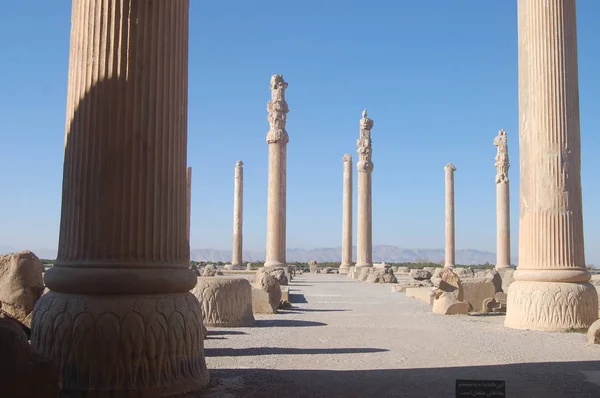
[
  {"x1": 0, "y1": 245, "x2": 515, "y2": 266},
  {"x1": 191, "y1": 245, "x2": 515, "y2": 265}
]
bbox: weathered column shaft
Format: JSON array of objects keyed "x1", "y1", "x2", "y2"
[
  {"x1": 444, "y1": 164, "x2": 456, "y2": 267},
  {"x1": 31, "y1": 1, "x2": 209, "y2": 395},
  {"x1": 232, "y1": 161, "x2": 243, "y2": 266},
  {"x1": 496, "y1": 182, "x2": 510, "y2": 267},
  {"x1": 340, "y1": 154, "x2": 353, "y2": 270},
  {"x1": 356, "y1": 110, "x2": 374, "y2": 268},
  {"x1": 187, "y1": 166, "x2": 192, "y2": 263},
  {"x1": 494, "y1": 130, "x2": 511, "y2": 269},
  {"x1": 505, "y1": 0, "x2": 597, "y2": 331},
  {"x1": 264, "y1": 74, "x2": 289, "y2": 268}
]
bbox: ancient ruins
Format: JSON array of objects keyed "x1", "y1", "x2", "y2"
[
  {"x1": 355, "y1": 110, "x2": 374, "y2": 271},
  {"x1": 230, "y1": 160, "x2": 244, "y2": 269},
  {"x1": 2, "y1": 1, "x2": 600, "y2": 397},
  {"x1": 504, "y1": 0, "x2": 598, "y2": 331},
  {"x1": 444, "y1": 163, "x2": 456, "y2": 268},
  {"x1": 339, "y1": 154, "x2": 353, "y2": 274},
  {"x1": 264, "y1": 74, "x2": 289, "y2": 269},
  {"x1": 30, "y1": 1, "x2": 210, "y2": 395},
  {"x1": 494, "y1": 130, "x2": 511, "y2": 270}
]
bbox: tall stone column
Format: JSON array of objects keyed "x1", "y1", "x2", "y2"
[
  {"x1": 264, "y1": 74, "x2": 289, "y2": 268},
  {"x1": 356, "y1": 110, "x2": 374, "y2": 269},
  {"x1": 339, "y1": 154, "x2": 353, "y2": 274},
  {"x1": 444, "y1": 163, "x2": 456, "y2": 268},
  {"x1": 187, "y1": 166, "x2": 192, "y2": 263},
  {"x1": 231, "y1": 160, "x2": 244, "y2": 268},
  {"x1": 505, "y1": 0, "x2": 598, "y2": 331},
  {"x1": 31, "y1": 1, "x2": 209, "y2": 395},
  {"x1": 494, "y1": 130, "x2": 511, "y2": 269}
]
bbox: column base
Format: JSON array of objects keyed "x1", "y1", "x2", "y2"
[
  {"x1": 339, "y1": 264, "x2": 352, "y2": 275},
  {"x1": 31, "y1": 291, "x2": 210, "y2": 397},
  {"x1": 505, "y1": 280, "x2": 598, "y2": 331},
  {"x1": 263, "y1": 260, "x2": 286, "y2": 268}
]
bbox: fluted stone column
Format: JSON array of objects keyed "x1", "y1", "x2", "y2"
[
  {"x1": 339, "y1": 154, "x2": 353, "y2": 274},
  {"x1": 494, "y1": 130, "x2": 511, "y2": 269},
  {"x1": 444, "y1": 163, "x2": 456, "y2": 268},
  {"x1": 505, "y1": 0, "x2": 598, "y2": 331},
  {"x1": 264, "y1": 75, "x2": 289, "y2": 268},
  {"x1": 31, "y1": 1, "x2": 209, "y2": 395},
  {"x1": 231, "y1": 160, "x2": 244, "y2": 268},
  {"x1": 187, "y1": 166, "x2": 192, "y2": 263},
  {"x1": 356, "y1": 110, "x2": 374, "y2": 269}
]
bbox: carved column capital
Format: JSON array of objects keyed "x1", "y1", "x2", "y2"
[
  {"x1": 444, "y1": 163, "x2": 456, "y2": 172},
  {"x1": 266, "y1": 74, "x2": 290, "y2": 144},
  {"x1": 357, "y1": 109, "x2": 374, "y2": 173},
  {"x1": 494, "y1": 129, "x2": 510, "y2": 184}
]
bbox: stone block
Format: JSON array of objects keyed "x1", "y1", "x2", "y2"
[
  {"x1": 252, "y1": 289, "x2": 277, "y2": 314},
  {"x1": 191, "y1": 277, "x2": 255, "y2": 327},
  {"x1": 462, "y1": 281, "x2": 496, "y2": 312},
  {"x1": 0, "y1": 251, "x2": 44, "y2": 327},
  {"x1": 280, "y1": 285, "x2": 289, "y2": 302}
]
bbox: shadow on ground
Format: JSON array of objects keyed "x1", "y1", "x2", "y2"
[
  {"x1": 202, "y1": 361, "x2": 600, "y2": 398},
  {"x1": 205, "y1": 347, "x2": 388, "y2": 357},
  {"x1": 207, "y1": 330, "x2": 248, "y2": 336},
  {"x1": 289, "y1": 293, "x2": 308, "y2": 303},
  {"x1": 255, "y1": 319, "x2": 326, "y2": 327}
]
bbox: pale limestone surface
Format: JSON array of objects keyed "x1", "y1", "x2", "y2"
[
  {"x1": 231, "y1": 160, "x2": 244, "y2": 268},
  {"x1": 30, "y1": 1, "x2": 209, "y2": 395},
  {"x1": 505, "y1": 0, "x2": 598, "y2": 331},
  {"x1": 264, "y1": 74, "x2": 289, "y2": 268},
  {"x1": 444, "y1": 163, "x2": 456, "y2": 268},
  {"x1": 203, "y1": 273, "x2": 600, "y2": 398},
  {"x1": 494, "y1": 130, "x2": 511, "y2": 269},
  {"x1": 0, "y1": 250, "x2": 44, "y2": 326},
  {"x1": 192, "y1": 277, "x2": 255, "y2": 327},
  {"x1": 356, "y1": 110, "x2": 374, "y2": 269},
  {"x1": 339, "y1": 154, "x2": 353, "y2": 274}
]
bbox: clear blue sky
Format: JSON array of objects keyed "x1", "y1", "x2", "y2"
[{"x1": 1, "y1": 1, "x2": 599, "y2": 263}]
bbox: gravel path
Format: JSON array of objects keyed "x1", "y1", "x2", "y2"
[{"x1": 202, "y1": 273, "x2": 600, "y2": 397}]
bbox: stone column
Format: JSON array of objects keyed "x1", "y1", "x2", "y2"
[
  {"x1": 505, "y1": 0, "x2": 598, "y2": 331},
  {"x1": 31, "y1": 1, "x2": 209, "y2": 395},
  {"x1": 231, "y1": 160, "x2": 244, "y2": 268},
  {"x1": 187, "y1": 166, "x2": 192, "y2": 263},
  {"x1": 494, "y1": 130, "x2": 511, "y2": 269},
  {"x1": 356, "y1": 110, "x2": 374, "y2": 269},
  {"x1": 264, "y1": 74, "x2": 289, "y2": 268},
  {"x1": 444, "y1": 163, "x2": 456, "y2": 268},
  {"x1": 339, "y1": 154, "x2": 353, "y2": 274}
]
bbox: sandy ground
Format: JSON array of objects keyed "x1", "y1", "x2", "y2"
[{"x1": 201, "y1": 273, "x2": 600, "y2": 398}]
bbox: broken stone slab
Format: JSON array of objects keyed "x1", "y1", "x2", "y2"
[
  {"x1": 201, "y1": 263, "x2": 223, "y2": 277},
  {"x1": 373, "y1": 262, "x2": 389, "y2": 269},
  {"x1": 422, "y1": 267, "x2": 437, "y2": 274},
  {"x1": 268, "y1": 267, "x2": 289, "y2": 286},
  {"x1": 432, "y1": 268, "x2": 469, "y2": 315},
  {"x1": 0, "y1": 250, "x2": 45, "y2": 327},
  {"x1": 461, "y1": 281, "x2": 496, "y2": 312},
  {"x1": 396, "y1": 266, "x2": 410, "y2": 274},
  {"x1": 409, "y1": 269, "x2": 432, "y2": 280}
]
